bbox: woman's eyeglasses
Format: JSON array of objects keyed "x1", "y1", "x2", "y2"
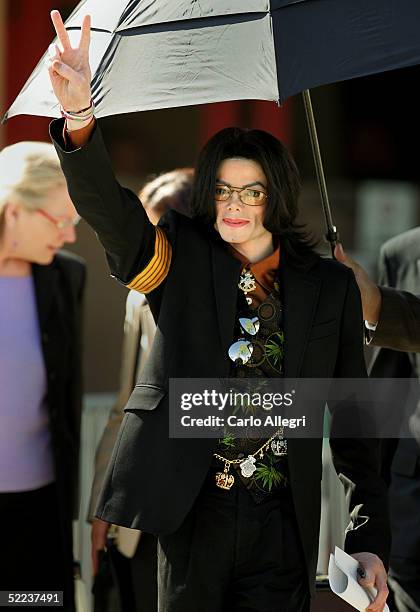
[
  {"x1": 36, "y1": 208, "x2": 81, "y2": 230},
  {"x1": 215, "y1": 185, "x2": 267, "y2": 207}
]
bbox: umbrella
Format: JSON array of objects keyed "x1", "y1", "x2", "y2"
[{"x1": 5, "y1": 0, "x2": 420, "y2": 249}]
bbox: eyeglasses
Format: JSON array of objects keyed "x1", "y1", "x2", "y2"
[
  {"x1": 215, "y1": 184, "x2": 267, "y2": 207},
  {"x1": 228, "y1": 316, "x2": 260, "y2": 365},
  {"x1": 36, "y1": 208, "x2": 81, "y2": 230}
]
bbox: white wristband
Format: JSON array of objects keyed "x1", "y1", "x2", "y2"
[{"x1": 66, "y1": 116, "x2": 94, "y2": 132}]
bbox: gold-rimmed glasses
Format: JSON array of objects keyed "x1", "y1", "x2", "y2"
[{"x1": 215, "y1": 184, "x2": 267, "y2": 207}]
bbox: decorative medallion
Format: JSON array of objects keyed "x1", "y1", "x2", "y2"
[
  {"x1": 239, "y1": 316, "x2": 260, "y2": 335},
  {"x1": 239, "y1": 455, "x2": 257, "y2": 478},
  {"x1": 215, "y1": 471, "x2": 235, "y2": 490},
  {"x1": 238, "y1": 269, "x2": 257, "y2": 294},
  {"x1": 271, "y1": 436, "x2": 288, "y2": 457},
  {"x1": 228, "y1": 339, "x2": 253, "y2": 364}
]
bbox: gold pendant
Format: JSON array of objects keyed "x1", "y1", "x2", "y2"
[
  {"x1": 215, "y1": 469, "x2": 235, "y2": 490},
  {"x1": 238, "y1": 269, "x2": 257, "y2": 294}
]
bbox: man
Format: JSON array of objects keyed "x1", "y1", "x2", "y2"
[
  {"x1": 47, "y1": 10, "x2": 389, "y2": 611},
  {"x1": 90, "y1": 169, "x2": 193, "y2": 612},
  {"x1": 336, "y1": 235, "x2": 420, "y2": 612}
]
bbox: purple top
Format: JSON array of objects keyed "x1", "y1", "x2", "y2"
[{"x1": 0, "y1": 275, "x2": 54, "y2": 492}]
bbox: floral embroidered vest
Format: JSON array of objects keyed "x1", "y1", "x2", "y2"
[{"x1": 213, "y1": 279, "x2": 289, "y2": 503}]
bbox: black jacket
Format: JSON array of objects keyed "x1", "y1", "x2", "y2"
[
  {"x1": 33, "y1": 249, "x2": 85, "y2": 607},
  {"x1": 370, "y1": 227, "x2": 420, "y2": 582},
  {"x1": 372, "y1": 227, "x2": 420, "y2": 354},
  {"x1": 51, "y1": 119, "x2": 389, "y2": 592},
  {"x1": 33, "y1": 250, "x2": 85, "y2": 516}
]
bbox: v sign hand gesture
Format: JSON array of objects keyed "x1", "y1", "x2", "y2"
[{"x1": 48, "y1": 10, "x2": 92, "y2": 112}]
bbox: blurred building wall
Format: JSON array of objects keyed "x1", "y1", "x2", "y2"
[
  {"x1": 1, "y1": 0, "x2": 128, "y2": 392},
  {"x1": 4, "y1": 0, "x2": 52, "y2": 144},
  {"x1": 0, "y1": 1, "x2": 6, "y2": 150}
]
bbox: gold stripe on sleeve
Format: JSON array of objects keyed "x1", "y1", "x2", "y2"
[{"x1": 127, "y1": 226, "x2": 172, "y2": 293}]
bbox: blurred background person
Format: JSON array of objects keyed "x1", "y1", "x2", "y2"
[
  {"x1": 336, "y1": 236, "x2": 420, "y2": 612},
  {"x1": 335, "y1": 242, "x2": 420, "y2": 352},
  {"x1": 0, "y1": 142, "x2": 85, "y2": 611},
  {"x1": 89, "y1": 168, "x2": 193, "y2": 612}
]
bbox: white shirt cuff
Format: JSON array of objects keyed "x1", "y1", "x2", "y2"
[{"x1": 364, "y1": 320, "x2": 378, "y2": 332}]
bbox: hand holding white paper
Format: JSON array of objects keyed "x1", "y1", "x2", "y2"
[{"x1": 328, "y1": 546, "x2": 389, "y2": 612}]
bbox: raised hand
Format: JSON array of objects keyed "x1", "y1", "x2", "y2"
[{"x1": 48, "y1": 10, "x2": 92, "y2": 112}]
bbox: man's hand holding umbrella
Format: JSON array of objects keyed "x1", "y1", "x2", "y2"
[
  {"x1": 335, "y1": 242, "x2": 420, "y2": 352},
  {"x1": 334, "y1": 243, "x2": 382, "y2": 328}
]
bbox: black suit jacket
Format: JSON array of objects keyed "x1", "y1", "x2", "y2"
[
  {"x1": 370, "y1": 227, "x2": 420, "y2": 578},
  {"x1": 33, "y1": 250, "x2": 85, "y2": 514},
  {"x1": 31, "y1": 249, "x2": 85, "y2": 607},
  {"x1": 372, "y1": 227, "x2": 420, "y2": 354},
  {"x1": 51, "y1": 119, "x2": 389, "y2": 592}
]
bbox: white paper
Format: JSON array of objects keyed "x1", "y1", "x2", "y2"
[{"x1": 328, "y1": 546, "x2": 389, "y2": 612}]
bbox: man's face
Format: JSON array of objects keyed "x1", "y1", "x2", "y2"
[{"x1": 214, "y1": 157, "x2": 271, "y2": 255}]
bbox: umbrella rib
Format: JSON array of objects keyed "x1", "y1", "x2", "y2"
[
  {"x1": 115, "y1": 12, "x2": 267, "y2": 35},
  {"x1": 66, "y1": 26, "x2": 114, "y2": 34}
]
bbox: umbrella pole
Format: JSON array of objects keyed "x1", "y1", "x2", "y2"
[{"x1": 301, "y1": 89, "x2": 338, "y2": 257}]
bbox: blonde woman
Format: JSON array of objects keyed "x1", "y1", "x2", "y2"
[{"x1": 0, "y1": 142, "x2": 85, "y2": 611}]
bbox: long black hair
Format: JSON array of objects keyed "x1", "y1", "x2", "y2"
[{"x1": 191, "y1": 127, "x2": 318, "y2": 261}]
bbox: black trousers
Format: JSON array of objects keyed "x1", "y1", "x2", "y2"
[
  {"x1": 387, "y1": 462, "x2": 420, "y2": 612},
  {"x1": 388, "y1": 576, "x2": 420, "y2": 612},
  {"x1": 131, "y1": 533, "x2": 158, "y2": 611},
  {"x1": 157, "y1": 474, "x2": 310, "y2": 612},
  {"x1": 101, "y1": 532, "x2": 157, "y2": 612},
  {"x1": 0, "y1": 483, "x2": 74, "y2": 611}
]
